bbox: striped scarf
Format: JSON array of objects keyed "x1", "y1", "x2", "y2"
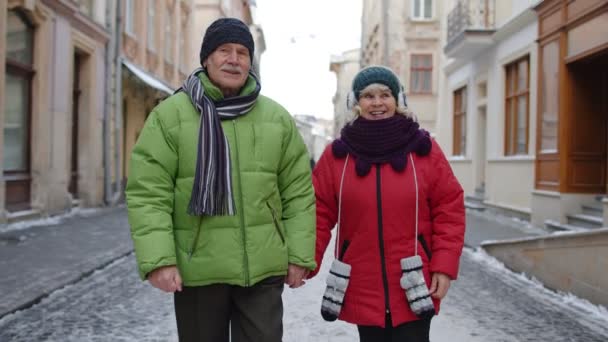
[{"x1": 180, "y1": 67, "x2": 261, "y2": 216}]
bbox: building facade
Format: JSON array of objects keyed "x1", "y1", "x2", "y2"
[
  {"x1": 2, "y1": 0, "x2": 268, "y2": 223},
  {"x1": 438, "y1": 0, "x2": 608, "y2": 228},
  {"x1": 329, "y1": 48, "x2": 360, "y2": 137},
  {"x1": 1, "y1": 0, "x2": 110, "y2": 222},
  {"x1": 360, "y1": 0, "x2": 447, "y2": 134},
  {"x1": 117, "y1": 0, "x2": 195, "y2": 199}
]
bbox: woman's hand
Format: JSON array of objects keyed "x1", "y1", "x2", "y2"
[{"x1": 429, "y1": 272, "x2": 451, "y2": 299}]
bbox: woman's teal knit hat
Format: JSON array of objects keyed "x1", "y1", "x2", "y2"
[{"x1": 352, "y1": 65, "x2": 401, "y2": 100}]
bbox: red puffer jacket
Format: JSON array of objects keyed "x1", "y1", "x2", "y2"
[{"x1": 312, "y1": 139, "x2": 465, "y2": 327}]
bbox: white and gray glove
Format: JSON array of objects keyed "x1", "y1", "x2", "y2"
[
  {"x1": 320, "y1": 259, "x2": 351, "y2": 321},
  {"x1": 400, "y1": 255, "x2": 435, "y2": 318}
]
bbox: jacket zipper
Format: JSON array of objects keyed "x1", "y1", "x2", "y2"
[
  {"x1": 233, "y1": 121, "x2": 250, "y2": 286},
  {"x1": 375, "y1": 165, "x2": 391, "y2": 315},
  {"x1": 187, "y1": 216, "x2": 203, "y2": 260},
  {"x1": 266, "y1": 201, "x2": 285, "y2": 244}
]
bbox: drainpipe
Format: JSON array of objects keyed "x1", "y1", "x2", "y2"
[
  {"x1": 112, "y1": 0, "x2": 123, "y2": 204},
  {"x1": 103, "y1": 0, "x2": 116, "y2": 204}
]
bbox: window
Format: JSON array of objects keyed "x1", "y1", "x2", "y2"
[
  {"x1": 164, "y1": 6, "x2": 173, "y2": 61},
  {"x1": 540, "y1": 42, "x2": 559, "y2": 153},
  {"x1": 504, "y1": 56, "x2": 530, "y2": 155},
  {"x1": 410, "y1": 54, "x2": 432, "y2": 93},
  {"x1": 453, "y1": 87, "x2": 467, "y2": 156},
  {"x1": 5, "y1": 10, "x2": 34, "y2": 172},
  {"x1": 5, "y1": 10, "x2": 35, "y2": 210},
  {"x1": 180, "y1": 15, "x2": 188, "y2": 71},
  {"x1": 125, "y1": 0, "x2": 135, "y2": 36},
  {"x1": 147, "y1": 0, "x2": 156, "y2": 50},
  {"x1": 412, "y1": 0, "x2": 433, "y2": 20},
  {"x1": 77, "y1": 0, "x2": 94, "y2": 17}
]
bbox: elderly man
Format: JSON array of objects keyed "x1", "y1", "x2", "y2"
[{"x1": 126, "y1": 18, "x2": 316, "y2": 342}]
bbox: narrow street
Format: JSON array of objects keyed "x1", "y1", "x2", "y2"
[{"x1": 1, "y1": 236, "x2": 607, "y2": 341}]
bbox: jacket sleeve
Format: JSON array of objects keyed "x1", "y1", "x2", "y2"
[
  {"x1": 309, "y1": 145, "x2": 338, "y2": 278},
  {"x1": 277, "y1": 116, "x2": 317, "y2": 271},
  {"x1": 427, "y1": 139, "x2": 465, "y2": 280},
  {"x1": 125, "y1": 110, "x2": 178, "y2": 280}
]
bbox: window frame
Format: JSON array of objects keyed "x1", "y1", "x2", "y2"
[
  {"x1": 147, "y1": 0, "x2": 157, "y2": 51},
  {"x1": 453, "y1": 86, "x2": 467, "y2": 156},
  {"x1": 164, "y1": 3, "x2": 174, "y2": 62},
  {"x1": 504, "y1": 55, "x2": 530, "y2": 156},
  {"x1": 411, "y1": 0, "x2": 434, "y2": 21},
  {"x1": 4, "y1": 10, "x2": 35, "y2": 175},
  {"x1": 125, "y1": 0, "x2": 135, "y2": 36},
  {"x1": 410, "y1": 53, "x2": 433, "y2": 94}
]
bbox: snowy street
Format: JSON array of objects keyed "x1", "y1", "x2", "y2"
[{"x1": 1, "y1": 237, "x2": 607, "y2": 341}]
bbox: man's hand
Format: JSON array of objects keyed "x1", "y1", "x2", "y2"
[
  {"x1": 148, "y1": 266, "x2": 183, "y2": 293},
  {"x1": 285, "y1": 264, "x2": 310, "y2": 288},
  {"x1": 429, "y1": 272, "x2": 451, "y2": 299}
]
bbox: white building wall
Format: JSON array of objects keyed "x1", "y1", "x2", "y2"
[{"x1": 440, "y1": 3, "x2": 538, "y2": 212}]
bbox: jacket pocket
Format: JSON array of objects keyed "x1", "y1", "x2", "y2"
[
  {"x1": 266, "y1": 201, "x2": 285, "y2": 245},
  {"x1": 417, "y1": 234, "x2": 432, "y2": 261}
]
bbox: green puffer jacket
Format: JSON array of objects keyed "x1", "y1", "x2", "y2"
[{"x1": 125, "y1": 78, "x2": 316, "y2": 287}]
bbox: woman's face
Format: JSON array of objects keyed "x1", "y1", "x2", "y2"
[{"x1": 357, "y1": 85, "x2": 397, "y2": 120}]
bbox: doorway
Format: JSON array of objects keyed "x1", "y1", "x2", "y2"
[
  {"x1": 567, "y1": 49, "x2": 608, "y2": 193},
  {"x1": 69, "y1": 53, "x2": 83, "y2": 200}
]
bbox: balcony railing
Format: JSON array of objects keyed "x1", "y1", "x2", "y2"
[{"x1": 447, "y1": 0, "x2": 495, "y2": 44}]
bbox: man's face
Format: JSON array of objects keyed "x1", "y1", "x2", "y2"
[{"x1": 203, "y1": 43, "x2": 251, "y2": 97}]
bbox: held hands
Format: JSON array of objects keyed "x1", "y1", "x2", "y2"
[
  {"x1": 148, "y1": 266, "x2": 183, "y2": 293},
  {"x1": 430, "y1": 272, "x2": 451, "y2": 299},
  {"x1": 285, "y1": 264, "x2": 310, "y2": 288}
]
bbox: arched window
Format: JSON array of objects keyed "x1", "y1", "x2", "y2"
[{"x1": 4, "y1": 9, "x2": 35, "y2": 211}]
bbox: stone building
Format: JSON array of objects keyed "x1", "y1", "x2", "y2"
[
  {"x1": 1, "y1": 0, "x2": 111, "y2": 222},
  {"x1": 360, "y1": 0, "x2": 447, "y2": 133},
  {"x1": 438, "y1": 0, "x2": 608, "y2": 229}
]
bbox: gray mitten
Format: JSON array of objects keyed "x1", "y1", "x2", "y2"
[
  {"x1": 400, "y1": 255, "x2": 435, "y2": 318},
  {"x1": 320, "y1": 259, "x2": 351, "y2": 321}
]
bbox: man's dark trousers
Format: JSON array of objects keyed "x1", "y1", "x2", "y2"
[{"x1": 174, "y1": 275, "x2": 284, "y2": 342}]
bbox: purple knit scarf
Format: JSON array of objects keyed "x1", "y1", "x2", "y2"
[{"x1": 332, "y1": 115, "x2": 432, "y2": 176}]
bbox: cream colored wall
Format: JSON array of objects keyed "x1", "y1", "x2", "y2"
[
  {"x1": 122, "y1": 89, "x2": 148, "y2": 178},
  {"x1": 29, "y1": 4, "x2": 59, "y2": 213},
  {"x1": 361, "y1": 0, "x2": 382, "y2": 65},
  {"x1": 483, "y1": 229, "x2": 608, "y2": 307},
  {"x1": 190, "y1": 0, "x2": 221, "y2": 71},
  {"x1": 331, "y1": 49, "x2": 360, "y2": 137},
  {"x1": 450, "y1": 160, "x2": 475, "y2": 196},
  {"x1": 72, "y1": 32, "x2": 106, "y2": 207},
  {"x1": 485, "y1": 158, "x2": 535, "y2": 211},
  {"x1": 439, "y1": 4, "x2": 539, "y2": 213}
]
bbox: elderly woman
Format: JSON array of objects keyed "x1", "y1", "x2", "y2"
[{"x1": 311, "y1": 66, "x2": 465, "y2": 342}]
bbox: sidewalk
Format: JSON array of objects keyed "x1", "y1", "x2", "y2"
[
  {"x1": 0, "y1": 207, "x2": 133, "y2": 318},
  {"x1": 463, "y1": 209, "x2": 545, "y2": 248},
  {"x1": 0, "y1": 206, "x2": 542, "y2": 320}
]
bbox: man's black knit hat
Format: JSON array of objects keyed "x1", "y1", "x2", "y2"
[{"x1": 199, "y1": 18, "x2": 254, "y2": 65}]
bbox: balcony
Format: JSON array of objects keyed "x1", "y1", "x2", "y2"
[{"x1": 445, "y1": 0, "x2": 496, "y2": 59}]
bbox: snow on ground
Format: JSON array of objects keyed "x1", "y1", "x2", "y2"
[
  {"x1": 467, "y1": 247, "x2": 608, "y2": 331},
  {"x1": 0, "y1": 206, "x2": 116, "y2": 234},
  {"x1": 283, "y1": 236, "x2": 479, "y2": 342}
]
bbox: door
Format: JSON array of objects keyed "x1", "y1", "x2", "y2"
[{"x1": 69, "y1": 53, "x2": 82, "y2": 198}]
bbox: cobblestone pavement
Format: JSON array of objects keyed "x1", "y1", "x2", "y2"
[
  {"x1": 0, "y1": 207, "x2": 132, "y2": 318},
  {"x1": 1, "y1": 249, "x2": 607, "y2": 341},
  {"x1": 438, "y1": 249, "x2": 608, "y2": 342}
]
